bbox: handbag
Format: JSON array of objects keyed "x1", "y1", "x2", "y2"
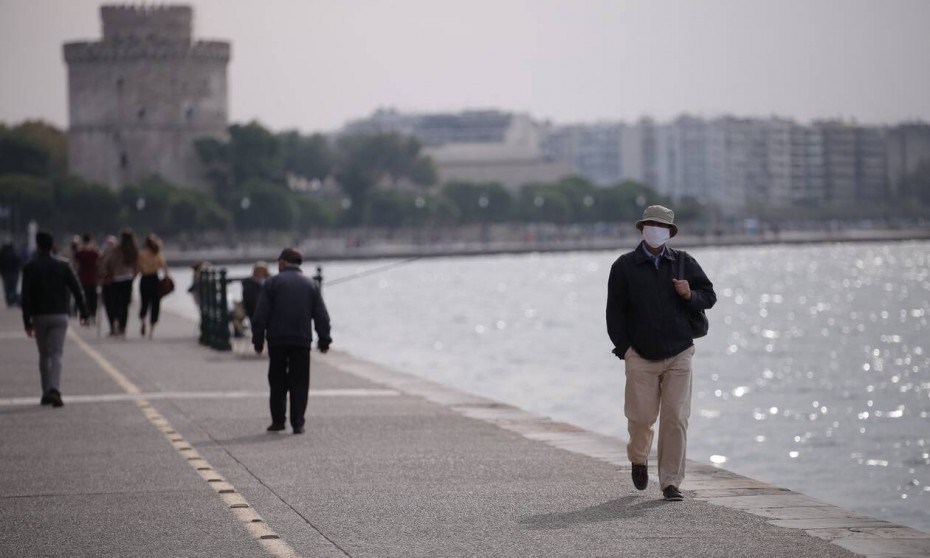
[
  {"x1": 678, "y1": 250, "x2": 709, "y2": 338},
  {"x1": 159, "y1": 275, "x2": 175, "y2": 297}
]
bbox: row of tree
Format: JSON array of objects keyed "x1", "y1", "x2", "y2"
[{"x1": 1, "y1": 120, "x2": 696, "y2": 238}]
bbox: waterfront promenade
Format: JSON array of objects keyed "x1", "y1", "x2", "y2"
[{"x1": 2, "y1": 307, "x2": 928, "y2": 557}]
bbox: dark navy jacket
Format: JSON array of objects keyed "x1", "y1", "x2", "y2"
[
  {"x1": 606, "y1": 244, "x2": 716, "y2": 361},
  {"x1": 251, "y1": 266, "x2": 331, "y2": 350},
  {"x1": 21, "y1": 252, "x2": 88, "y2": 328}
]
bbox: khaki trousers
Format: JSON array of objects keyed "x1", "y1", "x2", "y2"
[{"x1": 624, "y1": 345, "x2": 694, "y2": 490}]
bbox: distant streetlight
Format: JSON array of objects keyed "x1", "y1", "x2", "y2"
[
  {"x1": 240, "y1": 196, "x2": 251, "y2": 210},
  {"x1": 341, "y1": 198, "x2": 352, "y2": 210},
  {"x1": 414, "y1": 196, "x2": 426, "y2": 209},
  {"x1": 478, "y1": 195, "x2": 489, "y2": 209},
  {"x1": 136, "y1": 197, "x2": 146, "y2": 211},
  {"x1": 635, "y1": 195, "x2": 646, "y2": 208},
  {"x1": 583, "y1": 195, "x2": 594, "y2": 208},
  {"x1": 534, "y1": 196, "x2": 545, "y2": 208}
]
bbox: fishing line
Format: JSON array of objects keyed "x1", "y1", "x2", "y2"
[{"x1": 324, "y1": 256, "x2": 422, "y2": 287}]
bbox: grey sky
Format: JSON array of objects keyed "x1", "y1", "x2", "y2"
[{"x1": 2, "y1": 0, "x2": 929, "y2": 133}]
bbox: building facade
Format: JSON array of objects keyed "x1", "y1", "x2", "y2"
[{"x1": 63, "y1": 5, "x2": 230, "y2": 191}]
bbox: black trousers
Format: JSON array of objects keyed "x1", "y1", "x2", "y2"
[
  {"x1": 268, "y1": 345, "x2": 311, "y2": 428},
  {"x1": 82, "y1": 284, "x2": 98, "y2": 318},
  {"x1": 138, "y1": 274, "x2": 161, "y2": 324},
  {"x1": 101, "y1": 284, "x2": 115, "y2": 332},
  {"x1": 112, "y1": 279, "x2": 133, "y2": 334}
]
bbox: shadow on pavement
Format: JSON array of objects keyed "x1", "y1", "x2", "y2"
[{"x1": 520, "y1": 495, "x2": 667, "y2": 530}]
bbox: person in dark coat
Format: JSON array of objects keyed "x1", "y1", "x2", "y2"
[
  {"x1": 0, "y1": 242, "x2": 23, "y2": 307},
  {"x1": 21, "y1": 231, "x2": 88, "y2": 407},
  {"x1": 251, "y1": 248, "x2": 331, "y2": 434},
  {"x1": 73, "y1": 234, "x2": 100, "y2": 323},
  {"x1": 241, "y1": 261, "x2": 270, "y2": 322},
  {"x1": 606, "y1": 205, "x2": 716, "y2": 502}
]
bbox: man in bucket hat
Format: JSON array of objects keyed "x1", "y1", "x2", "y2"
[{"x1": 606, "y1": 205, "x2": 716, "y2": 501}]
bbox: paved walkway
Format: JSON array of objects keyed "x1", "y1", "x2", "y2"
[{"x1": 1, "y1": 306, "x2": 928, "y2": 557}]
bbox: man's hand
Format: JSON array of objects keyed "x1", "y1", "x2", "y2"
[
  {"x1": 672, "y1": 278, "x2": 692, "y2": 301},
  {"x1": 25, "y1": 328, "x2": 34, "y2": 338},
  {"x1": 79, "y1": 317, "x2": 89, "y2": 327},
  {"x1": 254, "y1": 343, "x2": 263, "y2": 355},
  {"x1": 319, "y1": 346, "x2": 329, "y2": 354}
]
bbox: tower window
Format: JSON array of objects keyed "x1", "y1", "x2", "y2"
[
  {"x1": 137, "y1": 108, "x2": 146, "y2": 120},
  {"x1": 120, "y1": 152, "x2": 128, "y2": 169},
  {"x1": 185, "y1": 107, "x2": 193, "y2": 122},
  {"x1": 116, "y1": 77, "x2": 123, "y2": 89}
]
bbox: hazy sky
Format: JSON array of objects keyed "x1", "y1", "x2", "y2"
[{"x1": 2, "y1": 0, "x2": 929, "y2": 133}]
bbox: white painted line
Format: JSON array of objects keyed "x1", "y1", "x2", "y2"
[
  {"x1": 68, "y1": 331, "x2": 299, "y2": 558},
  {"x1": 0, "y1": 331, "x2": 28, "y2": 340},
  {"x1": 0, "y1": 388, "x2": 400, "y2": 407}
]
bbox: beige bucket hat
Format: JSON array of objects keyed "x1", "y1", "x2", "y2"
[{"x1": 635, "y1": 205, "x2": 678, "y2": 237}]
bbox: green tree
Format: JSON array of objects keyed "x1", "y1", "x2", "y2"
[
  {"x1": 294, "y1": 194, "x2": 335, "y2": 233},
  {"x1": 231, "y1": 180, "x2": 296, "y2": 231},
  {"x1": 0, "y1": 133, "x2": 49, "y2": 177},
  {"x1": 280, "y1": 131, "x2": 333, "y2": 181},
  {"x1": 229, "y1": 122, "x2": 283, "y2": 185},
  {"x1": 594, "y1": 180, "x2": 660, "y2": 223},
  {"x1": 441, "y1": 181, "x2": 513, "y2": 224},
  {"x1": 195, "y1": 121, "x2": 283, "y2": 196},
  {"x1": 554, "y1": 176, "x2": 599, "y2": 223},
  {"x1": 518, "y1": 183, "x2": 573, "y2": 223},
  {"x1": 54, "y1": 176, "x2": 120, "y2": 233},
  {"x1": 13, "y1": 121, "x2": 68, "y2": 176},
  {"x1": 334, "y1": 133, "x2": 438, "y2": 225},
  {"x1": 0, "y1": 174, "x2": 55, "y2": 225},
  {"x1": 120, "y1": 175, "x2": 230, "y2": 234}
]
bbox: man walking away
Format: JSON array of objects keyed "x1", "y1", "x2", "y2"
[
  {"x1": 606, "y1": 205, "x2": 716, "y2": 501},
  {"x1": 21, "y1": 231, "x2": 89, "y2": 407},
  {"x1": 252, "y1": 248, "x2": 332, "y2": 434}
]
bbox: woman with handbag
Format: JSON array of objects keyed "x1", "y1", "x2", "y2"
[{"x1": 137, "y1": 233, "x2": 170, "y2": 338}]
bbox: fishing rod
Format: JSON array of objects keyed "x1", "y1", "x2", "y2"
[{"x1": 324, "y1": 256, "x2": 422, "y2": 287}]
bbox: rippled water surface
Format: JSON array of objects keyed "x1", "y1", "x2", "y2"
[{"x1": 166, "y1": 241, "x2": 930, "y2": 533}]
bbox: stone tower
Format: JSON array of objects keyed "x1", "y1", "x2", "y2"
[{"x1": 63, "y1": 4, "x2": 230, "y2": 192}]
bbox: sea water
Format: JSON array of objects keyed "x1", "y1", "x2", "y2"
[{"x1": 165, "y1": 240, "x2": 930, "y2": 534}]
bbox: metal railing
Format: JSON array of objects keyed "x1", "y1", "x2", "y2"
[{"x1": 196, "y1": 265, "x2": 324, "y2": 351}]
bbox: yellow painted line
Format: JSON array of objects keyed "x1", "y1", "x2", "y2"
[{"x1": 68, "y1": 331, "x2": 299, "y2": 558}]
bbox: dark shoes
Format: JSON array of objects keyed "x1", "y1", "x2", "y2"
[
  {"x1": 663, "y1": 485, "x2": 683, "y2": 501},
  {"x1": 632, "y1": 463, "x2": 648, "y2": 490},
  {"x1": 268, "y1": 423, "x2": 305, "y2": 434},
  {"x1": 47, "y1": 390, "x2": 64, "y2": 408}
]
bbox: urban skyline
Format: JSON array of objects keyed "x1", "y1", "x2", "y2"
[{"x1": 2, "y1": 0, "x2": 930, "y2": 134}]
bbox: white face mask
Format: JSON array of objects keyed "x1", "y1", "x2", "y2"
[{"x1": 642, "y1": 225, "x2": 671, "y2": 248}]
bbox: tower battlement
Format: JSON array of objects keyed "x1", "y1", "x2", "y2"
[
  {"x1": 101, "y1": 4, "x2": 193, "y2": 45},
  {"x1": 63, "y1": 40, "x2": 230, "y2": 64}
]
